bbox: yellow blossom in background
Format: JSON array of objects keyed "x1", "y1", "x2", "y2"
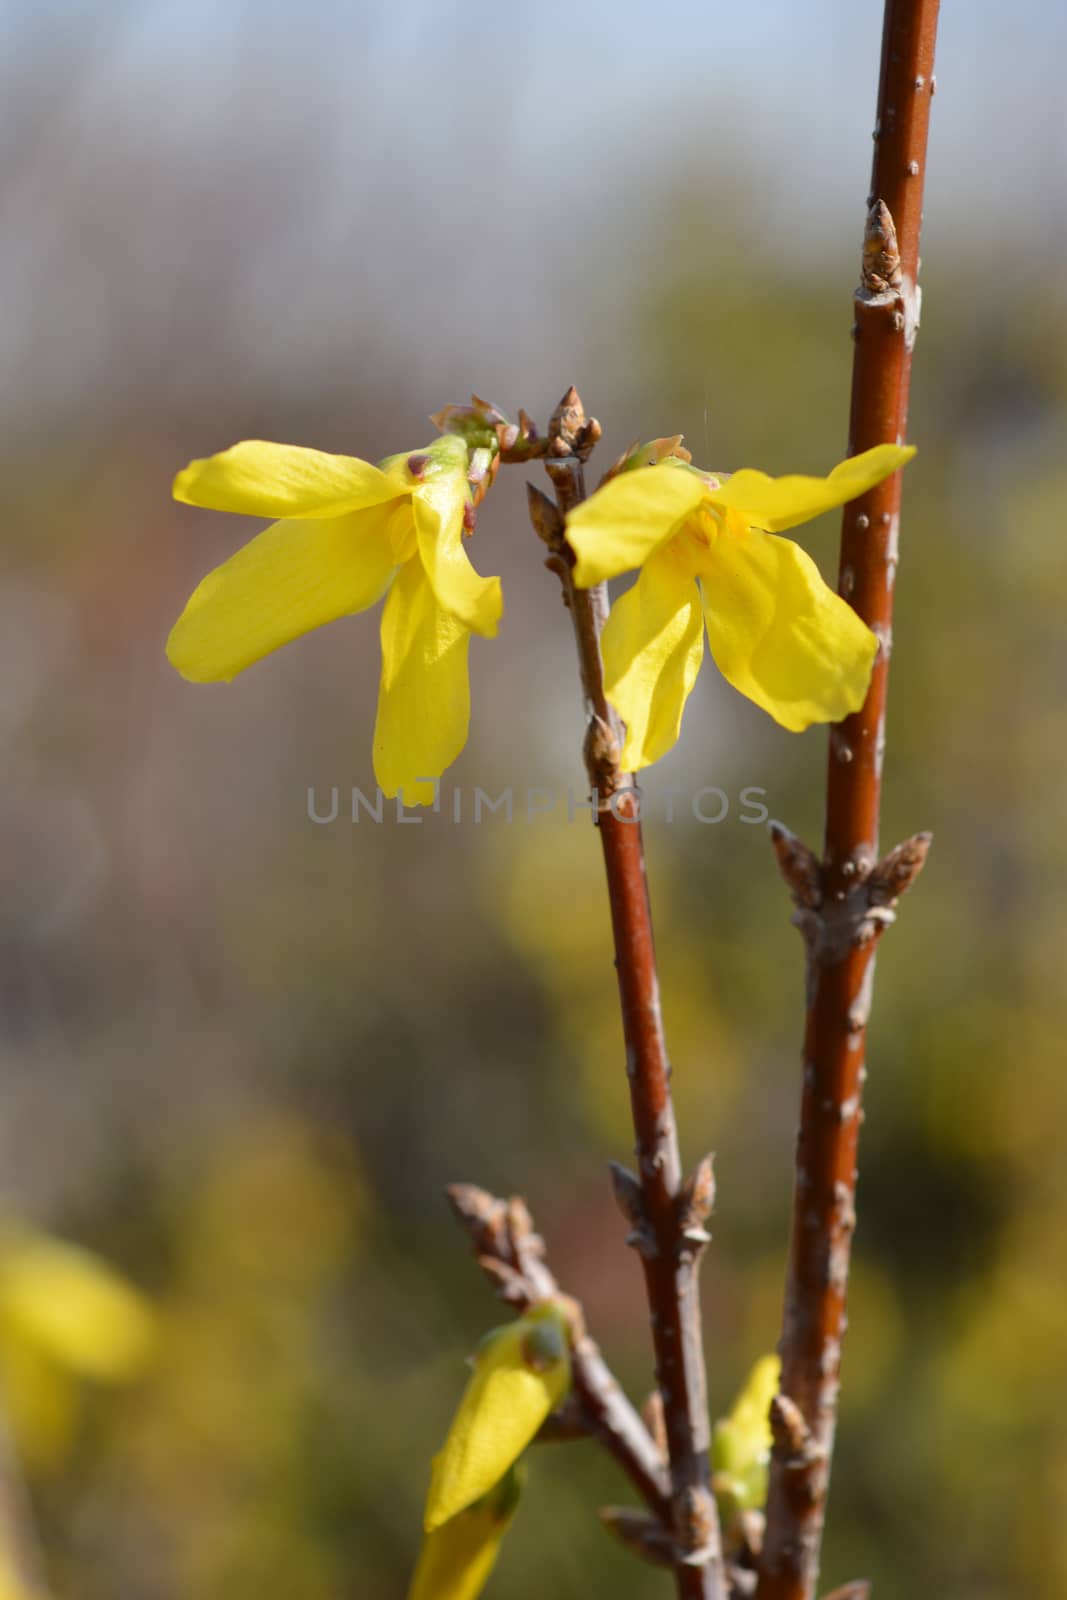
[
  {"x1": 167, "y1": 433, "x2": 502, "y2": 805},
  {"x1": 424, "y1": 1304, "x2": 570, "y2": 1532},
  {"x1": 711, "y1": 1353, "x2": 780, "y2": 1520},
  {"x1": 566, "y1": 444, "x2": 914, "y2": 769},
  {"x1": 408, "y1": 1464, "x2": 523, "y2": 1600},
  {"x1": 0, "y1": 1226, "x2": 154, "y2": 1470}
]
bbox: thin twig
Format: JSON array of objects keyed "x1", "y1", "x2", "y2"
[
  {"x1": 532, "y1": 388, "x2": 726, "y2": 1600},
  {"x1": 446, "y1": 1183, "x2": 672, "y2": 1519},
  {"x1": 756, "y1": 6, "x2": 940, "y2": 1599}
]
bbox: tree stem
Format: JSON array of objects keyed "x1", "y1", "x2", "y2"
[
  {"x1": 535, "y1": 393, "x2": 726, "y2": 1600},
  {"x1": 756, "y1": 6, "x2": 940, "y2": 1599}
]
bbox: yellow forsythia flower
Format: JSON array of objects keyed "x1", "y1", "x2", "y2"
[
  {"x1": 566, "y1": 444, "x2": 915, "y2": 769},
  {"x1": 0, "y1": 1226, "x2": 155, "y2": 1468},
  {"x1": 711, "y1": 1353, "x2": 780, "y2": 1515},
  {"x1": 425, "y1": 1304, "x2": 570, "y2": 1532},
  {"x1": 408, "y1": 1463, "x2": 523, "y2": 1600},
  {"x1": 167, "y1": 434, "x2": 502, "y2": 805}
]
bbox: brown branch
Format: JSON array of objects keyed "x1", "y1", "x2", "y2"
[
  {"x1": 530, "y1": 388, "x2": 727, "y2": 1600},
  {"x1": 446, "y1": 1183, "x2": 672, "y2": 1519},
  {"x1": 756, "y1": 6, "x2": 940, "y2": 1599}
]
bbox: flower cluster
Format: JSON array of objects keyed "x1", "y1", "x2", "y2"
[{"x1": 167, "y1": 412, "x2": 912, "y2": 800}]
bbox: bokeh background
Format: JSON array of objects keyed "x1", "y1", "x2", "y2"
[{"x1": 2, "y1": 1, "x2": 1066, "y2": 1596}]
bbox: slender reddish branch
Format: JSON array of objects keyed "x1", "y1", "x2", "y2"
[
  {"x1": 531, "y1": 389, "x2": 726, "y2": 1600},
  {"x1": 756, "y1": 7, "x2": 940, "y2": 1599}
]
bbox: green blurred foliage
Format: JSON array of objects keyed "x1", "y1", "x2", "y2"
[{"x1": 2, "y1": 16, "x2": 1066, "y2": 1600}]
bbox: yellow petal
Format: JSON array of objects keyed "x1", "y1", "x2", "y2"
[
  {"x1": 167, "y1": 506, "x2": 398, "y2": 682},
  {"x1": 0, "y1": 1233, "x2": 154, "y2": 1382},
  {"x1": 173, "y1": 440, "x2": 402, "y2": 519},
  {"x1": 726, "y1": 1353, "x2": 780, "y2": 1442},
  {"x1": 566, "y1": 465, "x2": 706, "y2": 586},
  {"x1": 712, "y1": 1355, "x2": 780, "y2": 1514},
  {"x1": 408, "y1": 1465, "x2": 523, "y2": 1600},
  {"x1": 0, "y1": 1327, "x2": 81, "y2": 1471},
  {"x1": 414, "y1": 475, "x2": 502, "y2": 638},
  {"x1": 699, "y1": 523, "x2": 877, "y2": 731},
  {"x1": 424, "y1": 1305, "x2": 570, "y2": 1531},
  {"x1": 706, "y1": 444, "x2": 915, "y2": 533},
  {"x1": 601, "y1": 546, "x2": 705, "y2": 771},
  {"x1": 374, "y1": 560, "x2": 473, "y2": 807}
]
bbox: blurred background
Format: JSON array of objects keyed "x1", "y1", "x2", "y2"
[{"x1": 2, "y1": 0, "x2": 1066, "y2": 1595}]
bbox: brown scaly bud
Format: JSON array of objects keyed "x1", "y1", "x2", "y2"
[
  {"x1": 860, "y1": 199, "x2": 903, "y2": 295},
  {"x1": 505, "y1": 1195, "x2": 540, "y2": 1253},
  {"x1": 599, "y1": 1507, "x2": 677, "y2": 1569},
  {"x1": 583, "y1": 715, "x2": 623, "y2": 799},
  {"x1": 867, "y1": 830, "x2": 932, "y2": 908},
  {"x1": 476, "y1": 1254, "x2": 530, "y2": 1308},
  {"x1": 575, "y1": 415, "x2": 603, "y2": 460},
  {"x1": 525, "y1": 482, "x2": 566, "y2": 551},
  {"x1": 768, "y1": 821, "x2": 823, "y2": 911},
  {"x1": 547, "y1": 386, "x2": 602, "y2": 462},
  {"x1": 678, "y1": 1153, "x2": 716, "y2": 1235},
  {"x1": 446, "y1": 1183, "x2": 508, "y2": 1255},
  {"x1": 769, "y1": 1393, "x2": 814, "y2": 1463},
  {"x1": 608, "y1": 1161, "x2": 645, "y2": 1228},
  {"x1": 609, "y1": 1155, "x2": 655, "y2": 1256}
]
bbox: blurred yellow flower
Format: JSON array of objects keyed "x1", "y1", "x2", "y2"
[
  {"x1": 566, "y1": 444, "x2": 915, "y2": 769},
  {"x1": 0, "y1": 1227, "x2": 154, "y2": 1470},
  {"x1": 408, "y1": 1464, "x2": 523, "y2": 1600},
  {"x1": 424, "y1": 1304, "x2": 570, "y2": 1532},
  {"x1": 0, "y1": 1553, "x2": 43, "y2": 1600},
  {"x1": 167, "y1": 434, "x2": 502, "y2": 806}
]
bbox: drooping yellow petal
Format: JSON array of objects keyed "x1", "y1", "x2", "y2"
[
  {"x1": 699, "y1": 522, "x2": 878, "y2": 731},
  {"x1": 167, "y1": 505, "x2": 398, "y2": 682},
  {"x1": 566, "y1": 464, "x2": 706, "y2": 586},
  {"x1": 173, "y1": 440, "x2": 403, "y2": 519},
  {"x1": 0, "y1": 1233, "x2": 154, "y2": 1382},
  {"x1": 425, "y1": 1305, "x2": 570, "y2": 1531},
  {"x1": 705, "y1": 444, "x2": 915, "y2": 533},
  {"x1": 414, "y1": 475, "x2": 502, "y2": 638},
  {"x1": 601, "y1": 545, "x2": 705, "y2": 771},
  {"x1": 374, "y1": 559, "x2": 473, "y2": 807},
  {"x1": 408, "y1": 1464, "x2": 523, "y2": 1600}
]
